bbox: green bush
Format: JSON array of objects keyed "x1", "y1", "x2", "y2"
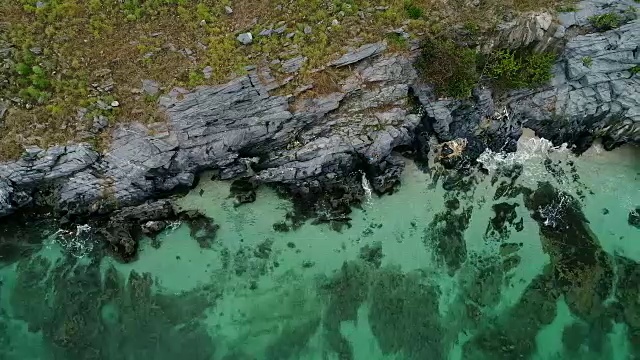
[
  {"x1": 588, "y1": 12, "x2": 622, "y2": 31},
  {"x1": 416, "y1": 39, "x2": 478, "y2": 98},
  {"x1": 582, "y1": 56, "x2": 593, "y2": 67},
  {"x1": 631, "y1": 66, "x2": 640, "y2": 75},
  {"x1": 484, "y1": 50, "x2": 556, "y2": 89},
  {"x1": 404, "y1": 2, "x2": 424, "y2": 19}
]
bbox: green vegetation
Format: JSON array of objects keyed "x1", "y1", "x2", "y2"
[
  {"x1": 484, "y1": 50, "x2": 556, "y2": 89},
  {"x1": 582, "y1": 56, "x2": 593, "y2": 67},
  {"x1": 631, "y1": 66, "x2": 640, "y2": 75},
  {"x1": 557, "y1": 5, "x2": 578, "y2": 12},
  {"x1": 0, "y1": 0, "x2": 579, "y2": 160},
  {"x1": 417, "y1": 40, "x2": 556, "y2": 98},
  {"x1": 404, "y1": 2, "x2": 424, "y2": 20},
  {"x1": 588, "y1": 12, "x2": 622, "y2": 31},
  {"x1": 416, "y1": 39, "x2": 478, "y2": 99}
]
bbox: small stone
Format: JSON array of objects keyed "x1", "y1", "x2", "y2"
[
  {"x1": 91, "y1": 115, "x2": 108, "y2": 133},
  {"x1": 331, "y1": 19, "x2": 339, "y2": 26},
  {"x1": 304, "y1": 26, "x2": 312, "y2": 34},
  {"x1": 200, "y1": 19, "x2": 207, "y2": 26},
  {"x1": 237, "y1": 32, "x2": 253, "y2": 45},
  {"x1": 35, "y1": 1, "x2": 45, "y2": 8},
  {"x1": 29, "y1": 47, "x2": 42, "y2": 55},
  {"x1": 259, "y1": 29, "x2": 273, "y2": 36},
  {"x1": 286, "y1": 32, "x2": 295, "y2": 39},
  {"x1": 110, "y1": 100, "x2": 120, "y2": 107},
  {"x1": 202, "y1": 66, "x2": 213, "y2": 79},
  {"x1": 0, "y1": 101, "x2": 7, "y2": 121},
  {"x1": 142, "y1": 79, "x2": 160, "y2": 96},
  {"x1": 224, "y1": 6, "x2": 233, "y2": 14},
  {"x1": 274, "y1": 26, "x2": 287, "y2": 34}
]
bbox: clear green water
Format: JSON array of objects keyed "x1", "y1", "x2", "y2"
[{"x1": 1, "y1": 136, "x2": 639, "y2": 360}]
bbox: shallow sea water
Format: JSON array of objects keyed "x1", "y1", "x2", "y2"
[{"x1": 1, "y1": 134, "x2": 639, "y2": 360}]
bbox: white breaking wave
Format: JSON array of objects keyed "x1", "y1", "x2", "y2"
[
  {"x1": 477, "y1": 136, "x2": 569, "y2": 173},
  {"x1": 53, "y1": 224, "x2": 94, "y2": 258},
  {"x1": 361, "y1": 172, "x2": 373, "y2": 205}
]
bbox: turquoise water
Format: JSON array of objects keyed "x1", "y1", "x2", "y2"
[{"x1": 1, "y1": 135, "x2": 639, "y2": 360}]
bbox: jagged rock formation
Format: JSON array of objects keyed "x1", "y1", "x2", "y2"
[
  {"x1": 509, "y1": 18, "x2": 640, "y2": 152},
  {"x1": 0, "y1": 3, "x2": 638, "y2": 220},
  {"x1": 0, "y1": 47, "x2": 419, "y2": 218}
]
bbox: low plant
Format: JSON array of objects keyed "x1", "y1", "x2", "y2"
[
  {"x1": 404, "y1": 2, "x2": 424, "y2": 20},
  {"x1": 631, "y1": 65, "x2": 640, "y2": 75},
  {"x1": 483, "y1": 49, "x2": 556, "y2": 89},
  {"x1": 582, "y1": 56, "x2": 593, "y2": 67},
  {"x1": 416, "y1": 39, "x2": 479, "y2": 98},
  {"x1": 588, "y1": 12, "x2": 622, "y2": 31}
]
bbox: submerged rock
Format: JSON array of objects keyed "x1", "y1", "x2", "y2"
[{"x1": 629, "y1": 207, "x2": 640, "y2": 229}]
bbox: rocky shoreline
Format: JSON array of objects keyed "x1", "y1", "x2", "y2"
[{"x1": 1, "y1": 1, "x2": 638, "y2": 260}]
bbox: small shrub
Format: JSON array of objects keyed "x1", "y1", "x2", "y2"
[
  {"x1": 631, "y1": 66, "x2": 640, "y2": 75},
  {"x1": 588, "y1": 12, "x2": 622, "y2": 31},
  {"x1": 582, "y1": 56, "x2": 593, "y2": 67},
  {"x1": 416, "y1": 39, "x2": 478, "y2": 98},
  {"x1": 557, "y1": 5, "x2": 578, "y2": 13},
  {"x1": 404, "y1": 2, "x2": 424, "y2": 20},
  {"x1": 484, "y1": 50, "x2": 556, "y2": 89}
]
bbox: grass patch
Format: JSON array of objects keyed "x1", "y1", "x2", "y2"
[
  {"x1": 588, "y1": 12, "x2": 622, "y2": 31},
  {"x1": 582, "y1": 56, "x2": 593, "y2": 67},
  {"x1": 631, "y1": 66, "x2": 640, "y2": 75}
]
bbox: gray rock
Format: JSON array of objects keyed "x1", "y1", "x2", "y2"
[
  {"x1": 281, "y1": 56, "x2": 307, "y2": 73},
  {"x1": 202, "y1": 66, "x2": 213, "y2": 79},
  {"x1": 330, "y1": 42, "x2": 387, "y2": 67},
  {"x1": 0, "y1": 101, "x2": 7, "y2": 122},
  {"x1": 237, "y1": 32, "x2": 253, "y2": 45},
  {"x1": 304, "y1": 26, "x2": 313, "y2": 34},
  {"x1": 509, "y1": 19, "x2": 640, "y2": 151},
  {"x1": 91, "y1": 115, "x2": 109, "y2": 134},
  {"x1": 259, "y1": 29, "x2": 274, "y2": 36},
  {"x1": 224, "y1": 6, "x2": 233, "y2": 14},
  {"x1": 142, "y1": 79, "x2": 160, "y2": 96}
]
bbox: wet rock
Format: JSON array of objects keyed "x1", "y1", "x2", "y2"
[
  {"x1": 368, "y1": 267, "x2": 445, "y2": 359},
  {"x1": 359, "y1": 241, "x2": 383, "y2": 268},
  {"x1": 629, "y1": 207, "x2": 640, "y2": 229},
  {"x1": 425, "y1": 199, "x2": 473, "y2": 274},
  {"x1": 229, "y1": 178, "x2": 257, "y2": 206},
  {"x1": 179, "y1": 210, "x2": 219, "y2": 248},
  {"x1": 96, "y1": 200, "x2": 176, "y2": 261},
  {"x1": 523, "y1": 182, "x2": 614, "y2": 321}
]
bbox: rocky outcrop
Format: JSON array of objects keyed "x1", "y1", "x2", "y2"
[
  {"x1": 1, "y1": 3, "x2": 638, "y2": 220},
  {"x1": 509, "y1": 18, "x2": 640, "y2": 152},
  {"x1": 0, "y1": 46, "x2": 418, "y2": 218}
]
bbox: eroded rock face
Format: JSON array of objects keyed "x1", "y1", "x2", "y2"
[
  {"x1": 0, "y1": 47, "x2": 421, "y2": 219},
  {"x1": 509, "y1": 19, "x2": 640, "y2": 153},
  {"x1": 1, "y1": 14, "x2": 639, "y2": 220}
]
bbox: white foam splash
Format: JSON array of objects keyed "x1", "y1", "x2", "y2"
[
  {"x1": 477, "y1": 136, "x2": 568, "y2": 173},
  {"x1": 53, "y1": 224, "x2": 94, "y2": 258},
  {"x1": 538, "y1": 193, "x2": 571, "y2": 229},
  {"x1": 361, "y1": 172, "x2": 373, "y2": 205}
]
